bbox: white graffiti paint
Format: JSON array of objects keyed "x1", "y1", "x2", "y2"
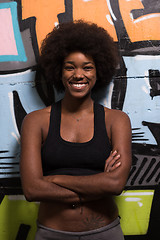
[
  {"x1": 106, "y1": 14, "x2": 114, "y2": 25},
  {"x1": 122, "y1": 191, "x2": 154, "y2": 196},
  {"x1": 106, "y1": 0, "x2": 117, "y2": 21},
  {"x1": 134, "y1": 13, "x2": 160, "y2": 24}
]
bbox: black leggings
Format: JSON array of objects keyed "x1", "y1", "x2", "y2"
[{"x1": 35, "y1": 217, "x2": 124, "y2": 240}]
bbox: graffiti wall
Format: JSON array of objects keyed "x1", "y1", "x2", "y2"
[{"x1": 0, "y1": 0, "x2": 160, "y2": 239}]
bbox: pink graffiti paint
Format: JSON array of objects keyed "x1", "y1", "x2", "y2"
[{"x1": 0, "y1": 8, "x2": 18, "y2": 55}]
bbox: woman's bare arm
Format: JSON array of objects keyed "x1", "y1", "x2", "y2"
[
  {"x1": 45, "y1": 110, "x2": 132, "y2": 200},
  {"x1": 20, "y1": 110, "x2": 79, "y2": 203}
]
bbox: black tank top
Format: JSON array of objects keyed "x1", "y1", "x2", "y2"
[{"x1": 41, "y1": 101, "x2": 112, "y2": 176}]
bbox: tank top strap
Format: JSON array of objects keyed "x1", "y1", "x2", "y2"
[
  {"x1": 49, "y1": 100, "x2": 61, "y2": 137},
  {"x1": 94, "y1": 102, "x2": 107, "y2": 138}
]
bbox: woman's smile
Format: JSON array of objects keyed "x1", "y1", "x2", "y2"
[
  {"x1": 62, "y1": 52, "x2": 97, "y2": 98},
  {"x1": 69, "y1": 81, "x2": 89, "y2": 91}
]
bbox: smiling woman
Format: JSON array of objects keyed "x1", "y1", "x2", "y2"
[
  {"x1": 62, "y1": 52, "x2": 97, "y2": 99},
  {"x1": 39, "y1": 20, "x2": 119, "y2": 92},
  {"x1": 20, "y1": 20, "x2": 132, "y2": 240}
]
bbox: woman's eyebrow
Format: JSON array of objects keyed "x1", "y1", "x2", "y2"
[
  {"x1": 83, "y1": 61, "x2": 94, "y2": 65},
  {"x1": 64, "y1": 61, "x2": 94, "y2": 65},
  {"x1": 64, "y1": 61, "x2": 74, "y2": 64}
]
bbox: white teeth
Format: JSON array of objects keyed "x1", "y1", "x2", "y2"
[{"x1": 72, "y1": 83, "x2": 86, "y2": 88}]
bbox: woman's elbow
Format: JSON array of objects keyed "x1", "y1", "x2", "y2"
[
  {"x1": 22, "y1": 185, "x2": 39, "y2": 202},
  {"x1": 104, "y1": 178, "x2": 125, "y2": 196},
  {"x1": 112, "y1": 179, "x2": 126, "y2": 195},
  {"x1": 113, "y1": 188, "x2": 123, "y2": 196},
  {"x1": 23, "y1": 189, "x2": 35, "y2": 202}
]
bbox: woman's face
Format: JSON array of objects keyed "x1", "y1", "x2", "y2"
[{"x1": 62, "y1": 52, "x2": 97, "y2": 98}]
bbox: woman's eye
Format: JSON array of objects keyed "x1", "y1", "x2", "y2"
[
  {"x1": 64, "y1": 66, "x2": 74, "y2": 70},
  {"x1": 84, "y1": 66, "x2": 94, "y2": 71}
]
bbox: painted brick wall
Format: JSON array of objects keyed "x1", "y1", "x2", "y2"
[{"x1": 0, "y1": 0, "x2": 160, "y2": 239}]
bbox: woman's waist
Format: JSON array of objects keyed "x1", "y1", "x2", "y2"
[
  {"x1": 37, "y1": 217, "x2": 120, "y2": 235},
  {"x1": 38, "y1": 198, "x2": 119, "y2": 231}
]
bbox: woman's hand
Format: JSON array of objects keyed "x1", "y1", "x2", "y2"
[{"x1": 104, "y1": 150, "x2": 121, "y2": 173}]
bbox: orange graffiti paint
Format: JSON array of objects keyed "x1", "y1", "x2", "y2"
[
  {"x1": 21, "y1": 0, "x2": 160, "y2": 48},
  {"x1": 119, "y1": 0, "x2": 160, "y2": 42},
  {"x1": 21, "y1": 0, "x2": 118, "y2": 47},
  {"x1": 73, "y1": 0, "x2": 117, "y2": 41},
  {"x1": 21, "y1": 0, "x2": 65, "y2": 48}
]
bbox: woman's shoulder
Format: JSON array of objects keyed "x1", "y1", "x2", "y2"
[
  {"x1": 22, "y1": 106, "x2": 52, "y2": 129},
  {"x1": 103, "y1": 106, "x2": 130, "y2": 125},
  {"x1": 25, "y1": 106, "x2": 51, "y2": 119}
]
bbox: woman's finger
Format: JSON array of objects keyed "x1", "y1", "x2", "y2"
[
  {"x1": 106, "y1": 161, "x2": 121, "y2": 173},
  {"x1": 104, "y1": 150, "x2": 118, "y2": 168},
  {"x1": 104, "y1": 150, "x2": 120, "y2": 172}
]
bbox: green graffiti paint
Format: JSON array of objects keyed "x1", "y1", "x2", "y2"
[
  {"x1": 115, "y1": 190, "x2": 154, "y2": 235},
  {"x1": 0, "y1": 195, "x2": 39, "y2": 240}
]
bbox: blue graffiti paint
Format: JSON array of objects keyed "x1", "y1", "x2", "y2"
[
  {"x1": 0, "y1": 70, "x2": 45, "y2": 178},
  {"x1": 123, "y1": 55, "x2": 160, "y2": 145},
  {"x1": 0, "y1": 2, "x2": 27, "y2": 62}
]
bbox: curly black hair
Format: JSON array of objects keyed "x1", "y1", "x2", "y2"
[{"x1": 39, "y1": 20, "x2": 119, "y2": 92}]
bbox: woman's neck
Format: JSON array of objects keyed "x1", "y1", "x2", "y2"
[{"x1": 61, "y1": 94, "x2": 94, "y2": 114}]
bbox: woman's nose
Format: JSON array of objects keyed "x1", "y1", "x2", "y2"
[{"x1": 74, "y1": 69, "x2": 84, "y2": 79}]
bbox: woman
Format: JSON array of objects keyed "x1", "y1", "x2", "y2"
[{"x1": 20, "y1": 20, "x2": 132, "y2": 240}]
